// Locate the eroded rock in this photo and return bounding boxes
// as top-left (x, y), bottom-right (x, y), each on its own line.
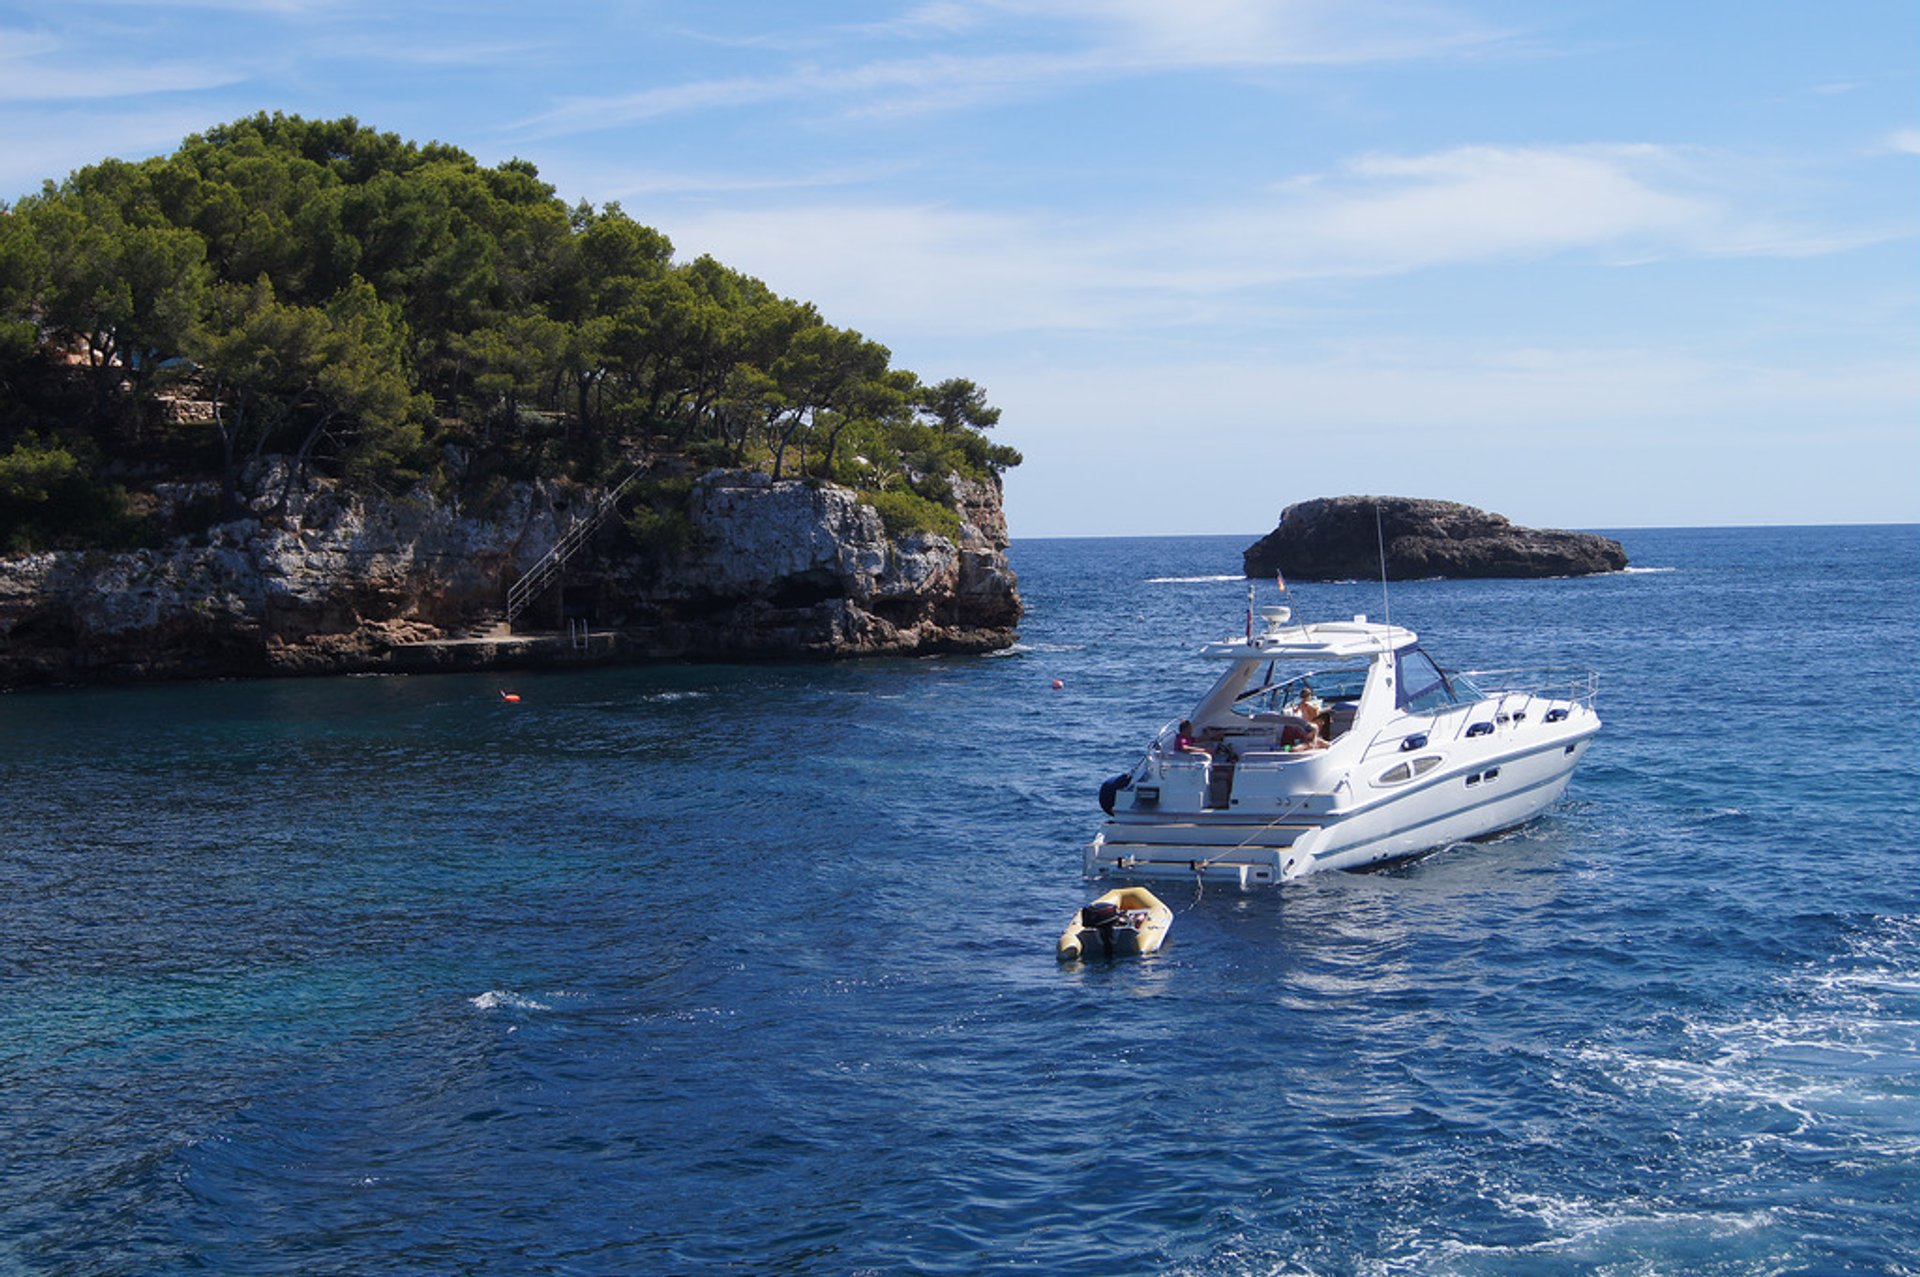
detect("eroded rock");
top-left (1243, 496), bottom-right (1627, 581)
top-left (0, 464), bottom-right (1022, 686)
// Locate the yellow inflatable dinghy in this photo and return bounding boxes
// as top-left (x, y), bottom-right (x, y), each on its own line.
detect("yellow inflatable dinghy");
top-left (1058, 886), bottom-right (1173, 961)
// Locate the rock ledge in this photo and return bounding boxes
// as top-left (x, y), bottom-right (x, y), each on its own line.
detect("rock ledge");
top-left (0, 464), bottom-right (1022, 688)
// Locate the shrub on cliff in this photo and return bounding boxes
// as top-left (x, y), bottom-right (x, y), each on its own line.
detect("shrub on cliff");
top-left (0, 433), bottom-right (148, 552)
top-left (624, 475), bottom-right (698, 558)
top-left (862, 489), bottom-right (962, 541)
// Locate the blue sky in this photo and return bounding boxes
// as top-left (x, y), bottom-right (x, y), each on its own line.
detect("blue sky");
top-left (2, 1), bottom-right (1915, 536)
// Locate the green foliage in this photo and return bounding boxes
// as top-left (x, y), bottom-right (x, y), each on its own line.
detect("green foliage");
top-left (0, 433), bottom-right (147, 551)
top-left (623, 475), bottom-right (697, 557)
top-left (0, 434), bottom-right (82, 502)
top-left (862, 489), bottom-right (962, 541)
top-left (0, 112), bottom-right (1017, 550)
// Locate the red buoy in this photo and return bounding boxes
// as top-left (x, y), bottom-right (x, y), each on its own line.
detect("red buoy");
top-left (500, 691), bottom-right (521, 703)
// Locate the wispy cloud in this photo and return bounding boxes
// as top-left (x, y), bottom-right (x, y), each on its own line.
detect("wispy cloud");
top-left (998, 0), bottom-right (1522, 66)
top-left (0, 27), bottom-right (246, 103)
top-left (86, 0), bottom-right (348, 12)
top-left (1887, 127), bottom-right (1920, 155)
top-left (544, 161), bottom-right (913, 206)
top-left (517, 0), bottom-right (1522, 137)
top-left (519, 51), bottom-right (1090, 135)
top-left (310, 35), bottom-right (562, 69)
top-left (1186, 144), bottom-right (1884, 280)
top-left (652, 143), bottom-right (1890, 340)
top-left (0, 62), bottom-right (244, 103)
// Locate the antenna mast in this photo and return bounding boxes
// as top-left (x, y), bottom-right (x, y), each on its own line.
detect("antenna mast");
top-left (1375, 504), bottom-right (1391, 630)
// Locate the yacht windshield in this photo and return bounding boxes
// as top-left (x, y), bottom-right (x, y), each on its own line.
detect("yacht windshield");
top-left (1230, 664), bottom-right (1369, 717)
top-left (1396, 647), bottom-right (1479, 712)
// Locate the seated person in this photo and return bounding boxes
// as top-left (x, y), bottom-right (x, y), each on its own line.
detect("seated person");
top-left (1289, 685), bottom-right (1331, 749)
top-left (1173, 719), bottom-right (1212, 757)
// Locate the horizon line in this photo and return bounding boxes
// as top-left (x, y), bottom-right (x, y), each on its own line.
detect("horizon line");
top-left (1008, 519), bottom-right (1920, 541)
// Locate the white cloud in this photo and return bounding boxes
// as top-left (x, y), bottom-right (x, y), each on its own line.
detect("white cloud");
top-left (1198, 146), bottom-right (1715, 280)
top-left (0, 62), bottom-right (243, 103)
top-left (517, 0), bottom-right (1518, 136)
top-left (1000, 0), bottom-right (1518, 66)
top-left (648, 144), bottom-right (1880, 341)
top-left (519, 50), bottom-right (1109, 135)
top-left (656, 202), bottom-right (1098, 335)
top-left (87, 0), bottom-right (345, 12)
top-left (546, 163), bottom-right (907, 205)
top-left (851, 3), bottom-right (987, 40)
top-left (1887, 127), bottom-right (1920, 155)
top-left (0, 29), bottom-right (245, 104)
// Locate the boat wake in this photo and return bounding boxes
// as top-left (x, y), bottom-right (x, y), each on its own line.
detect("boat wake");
top-left (470, 990), bottom-right (551, 1012)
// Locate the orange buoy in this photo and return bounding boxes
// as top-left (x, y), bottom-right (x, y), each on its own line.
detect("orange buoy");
top-left (500, 691), bottom-right (521, 703)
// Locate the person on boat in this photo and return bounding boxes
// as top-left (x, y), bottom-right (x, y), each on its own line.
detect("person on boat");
top-left (1174, 720), bottom-right (1212, 757)
top-left (1292, 685), bottom-right (1331, 749)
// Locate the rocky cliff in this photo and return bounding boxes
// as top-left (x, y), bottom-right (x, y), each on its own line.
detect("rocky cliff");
top-left (1243, 496), bottom-right (1627, 581)
top-left (0, 464), bottom-right (1022, 687)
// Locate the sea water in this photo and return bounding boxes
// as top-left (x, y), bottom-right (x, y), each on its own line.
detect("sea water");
top-left (2, 525), bottom-right (1915, 1275)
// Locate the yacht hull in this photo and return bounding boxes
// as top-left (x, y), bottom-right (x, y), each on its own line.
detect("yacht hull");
top-left (1088, 731), bottom-right (1595, 886)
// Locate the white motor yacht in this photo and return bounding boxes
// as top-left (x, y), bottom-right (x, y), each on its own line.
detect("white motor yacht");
top-left (1086, 606), bottom-right (1599, 886)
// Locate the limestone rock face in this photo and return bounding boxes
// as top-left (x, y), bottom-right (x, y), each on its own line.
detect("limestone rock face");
top-left (0, 463), bottom-right (1022, 687)
top-left (1243, 496), bottom-right (1626, 581)
top-left (612, 469), bottom-right (1023, 658)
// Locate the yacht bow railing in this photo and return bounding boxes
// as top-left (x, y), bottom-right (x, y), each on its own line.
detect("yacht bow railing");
top-left (1458, 667), bottom-right (1600, 711)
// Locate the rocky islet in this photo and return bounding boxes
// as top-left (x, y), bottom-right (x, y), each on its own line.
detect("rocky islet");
top-left (1243, 495), bottom-right (1627, 581)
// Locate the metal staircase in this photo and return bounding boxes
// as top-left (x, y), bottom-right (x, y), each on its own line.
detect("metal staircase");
top-left (503, 468), bottom-right (645, 627)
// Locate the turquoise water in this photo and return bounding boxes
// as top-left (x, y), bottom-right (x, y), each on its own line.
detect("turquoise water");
top-left (3, 526), bottom-right (1916, 1275)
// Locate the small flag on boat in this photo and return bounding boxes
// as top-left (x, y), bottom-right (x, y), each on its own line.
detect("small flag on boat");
top-left (1276, 570), bottom-right (1286, 593)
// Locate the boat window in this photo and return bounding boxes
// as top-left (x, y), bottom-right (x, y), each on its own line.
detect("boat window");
top-left (1396, 648), bottom-right (1461, 713)
top-left (1373, 757), bottom-right (1440, 787)
top-left (1230, 665), bottom-right (1370, 717)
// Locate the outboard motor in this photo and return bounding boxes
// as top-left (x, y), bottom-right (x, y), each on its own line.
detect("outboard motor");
top-left (1079, 899), bottom-right (1125, 959)
top-left (1097, 772), bottom-right (1133, 816)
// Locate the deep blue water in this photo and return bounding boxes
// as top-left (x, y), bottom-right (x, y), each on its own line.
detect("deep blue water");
top-left (3, 525), bottom-right (1916, 1276)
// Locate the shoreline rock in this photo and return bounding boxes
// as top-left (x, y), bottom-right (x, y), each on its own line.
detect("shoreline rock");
top-left (1243, 496), bottom-right (1627, 581)
top-left (0, 464), bottom-right (1022, 689)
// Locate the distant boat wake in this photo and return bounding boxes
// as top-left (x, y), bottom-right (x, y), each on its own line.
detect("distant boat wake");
top-left (1147, 574), bottom-right (1244, 584)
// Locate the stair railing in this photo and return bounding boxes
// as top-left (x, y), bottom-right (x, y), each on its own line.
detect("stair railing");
top-left (504, 468), bottom-right (645, 626)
